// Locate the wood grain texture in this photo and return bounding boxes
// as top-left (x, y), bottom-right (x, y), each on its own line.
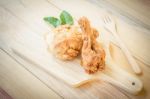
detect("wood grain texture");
top-left (0, 1), bottom-right (129, 99)
top-left (89, 0), bottom-right (150, 30)
top-left (0, 88), bottom-right (13, 99)
top-left (0, 49), bottom-right (61, 99)
top-left (0, 0), bottom-right (150, 99)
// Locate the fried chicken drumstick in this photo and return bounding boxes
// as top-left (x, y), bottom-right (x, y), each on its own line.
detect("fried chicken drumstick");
top-left (78, 17), bottom-right (105, 74)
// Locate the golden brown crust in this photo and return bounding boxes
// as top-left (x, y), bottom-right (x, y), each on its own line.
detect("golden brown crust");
top-left (78, 17), bottom-right (105, 74)
top-left (52, 25), bottom-right (83, 60)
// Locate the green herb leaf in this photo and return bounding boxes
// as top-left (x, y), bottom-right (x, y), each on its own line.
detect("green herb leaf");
top-left (60, 10), bottom-right (74, 25)
top-left (43, 17), bottom-right (61, 27)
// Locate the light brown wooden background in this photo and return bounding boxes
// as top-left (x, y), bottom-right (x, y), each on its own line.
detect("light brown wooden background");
top-left (0, 0), bottom-right (150, 99)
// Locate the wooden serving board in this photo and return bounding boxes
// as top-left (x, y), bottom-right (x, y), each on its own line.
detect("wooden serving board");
top-left (10, 32), bottom-right (142, 95)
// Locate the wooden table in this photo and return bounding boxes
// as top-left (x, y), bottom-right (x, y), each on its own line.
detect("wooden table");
top-left (0, 0), bottom-right (150, 99)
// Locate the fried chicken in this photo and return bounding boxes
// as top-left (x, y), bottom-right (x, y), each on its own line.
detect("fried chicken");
top-left (51, 25), bottom-right (83, 60)
top-left (78, 17), bottom-right (105, 74)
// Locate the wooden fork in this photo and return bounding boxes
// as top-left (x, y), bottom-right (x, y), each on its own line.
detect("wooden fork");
top-left (103, 15), bottom-right (141, 74)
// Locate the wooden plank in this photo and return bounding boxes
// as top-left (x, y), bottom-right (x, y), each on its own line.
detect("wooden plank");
top-left (0, 1), bottom-right (130, 99)
top-left (89, 0), bottom-right (150, 30)
top-left (0, 49), bottom-right (61, 99)
top-left (0, 88), bottom-right (13, 99)
top-left (0, 0), bottom-right (60, 36)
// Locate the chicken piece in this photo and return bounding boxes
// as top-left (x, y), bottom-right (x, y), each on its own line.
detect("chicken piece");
top-left (78, 17), bottom-right (105, 74)
top-left (51, 25), bottom-right (83, 60)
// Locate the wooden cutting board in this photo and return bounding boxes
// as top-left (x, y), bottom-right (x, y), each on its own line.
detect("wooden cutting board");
top-left (10, 32), bottom-right (142, 95)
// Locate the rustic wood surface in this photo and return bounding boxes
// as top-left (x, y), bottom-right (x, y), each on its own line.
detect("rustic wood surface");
top-left (0, 0), bottom-right (150, 99)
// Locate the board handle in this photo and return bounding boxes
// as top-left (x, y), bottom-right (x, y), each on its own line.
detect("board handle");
top-left (98, 61), bottom-right (143, 95)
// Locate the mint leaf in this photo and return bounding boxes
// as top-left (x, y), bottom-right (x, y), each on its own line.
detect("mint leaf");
top-left (60, 11), bottom-right (74, 25)
top-left (44, 17), bottom-right (61, 27)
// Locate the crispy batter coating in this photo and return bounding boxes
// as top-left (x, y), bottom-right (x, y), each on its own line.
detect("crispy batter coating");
top-left (78, 17), bottom-right (105, 74)
top-left (52, 25), bottom-right (83, 60)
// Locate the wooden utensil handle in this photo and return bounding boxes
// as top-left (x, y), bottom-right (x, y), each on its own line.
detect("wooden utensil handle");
top-left (99, 61), bottom-right (143, 95)
top-left (112, 32), bottom-right (141, 74)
